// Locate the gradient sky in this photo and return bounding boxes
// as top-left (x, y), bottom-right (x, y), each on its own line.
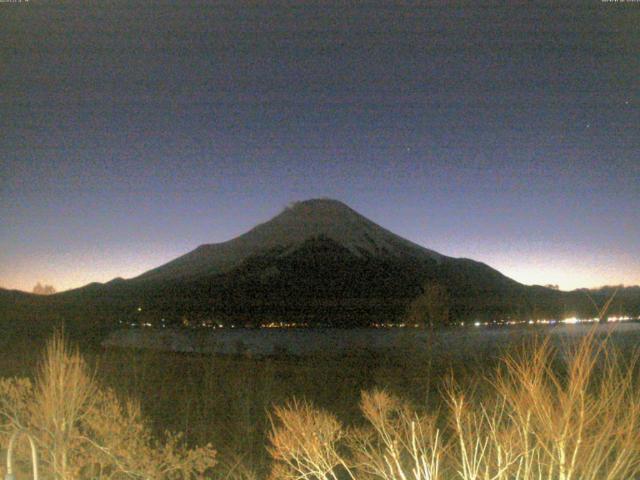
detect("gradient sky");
top-left (1, 2), bottom-right (639, 293)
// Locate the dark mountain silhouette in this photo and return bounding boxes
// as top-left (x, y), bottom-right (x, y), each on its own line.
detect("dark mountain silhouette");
top-left (134, 199), bottom-right (443, 282)
top-left (1, 199), bottom-right (639, 327)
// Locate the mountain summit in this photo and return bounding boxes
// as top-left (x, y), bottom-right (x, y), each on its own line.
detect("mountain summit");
top-left (136, 198), bottom-right (442, 282)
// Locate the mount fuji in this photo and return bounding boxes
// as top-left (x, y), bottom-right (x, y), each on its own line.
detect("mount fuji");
top-left (3, 199), bottom-right (620, 327)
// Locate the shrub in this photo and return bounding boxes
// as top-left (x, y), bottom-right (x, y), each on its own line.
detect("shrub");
top-left (0, 330), bottom-right (217, 479)
top-left (268, 331), bottom-right (640, 480)
top-left (268, 391), bottom-right (440, 480)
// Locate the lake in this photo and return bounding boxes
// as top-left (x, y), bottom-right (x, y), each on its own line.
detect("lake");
top-left (103, 321), bottom-right (640, 358)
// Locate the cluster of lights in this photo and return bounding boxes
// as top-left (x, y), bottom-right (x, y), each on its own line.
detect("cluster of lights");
top-left (471, 316), bottom-right (636, 327)
top-left (552, 315), bottom-right (634, 325)
top-left (180, 322), bottom-right (225, 329)
top-left (371, 322), bottom-right (421, 328)
top-left (119, 320), bottom-right (155, 328)
top-left (261, 321), bottom-right (309, 328)
top-left (124, 305), bottom-right (636, 330)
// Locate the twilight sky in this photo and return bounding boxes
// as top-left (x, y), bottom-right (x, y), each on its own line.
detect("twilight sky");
top-left (1, 2), bottom-right (639, 293)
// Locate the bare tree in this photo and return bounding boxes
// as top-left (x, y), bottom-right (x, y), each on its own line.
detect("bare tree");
top-left (406, 282), bottom-right (449, 328)
top-left (33, 282), bottom-right (56, 295)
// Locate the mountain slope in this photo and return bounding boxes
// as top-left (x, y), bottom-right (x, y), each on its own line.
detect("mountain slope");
top-left (135, 199), bottom-right (443, 282)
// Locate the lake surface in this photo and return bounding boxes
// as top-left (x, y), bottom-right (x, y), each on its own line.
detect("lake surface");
top-left (103, 321), bottom-right (640, 358)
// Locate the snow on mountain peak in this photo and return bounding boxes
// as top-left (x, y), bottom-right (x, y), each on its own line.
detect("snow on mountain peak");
top-left (135, 198), bottom-right (442, 281)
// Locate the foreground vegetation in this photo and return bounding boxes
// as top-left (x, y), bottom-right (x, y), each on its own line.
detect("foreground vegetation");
top-left (1, 327), bottom-right (639, 479)
top-left (0, 332), bottom-right (217, 479)
top-left (269, 333), bottom-right (640, 480)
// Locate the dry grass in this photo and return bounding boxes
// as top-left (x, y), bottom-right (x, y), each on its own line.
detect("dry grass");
top-left (1, 328), bottom-right (639, 479)
top-left (268, 331), bottom-right (640, 479)
top-left (268, 399), bottom-right (349, 480)
top-left (0, 330), bottom-right (217, 479)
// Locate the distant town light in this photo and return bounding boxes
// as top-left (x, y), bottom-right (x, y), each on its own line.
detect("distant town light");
top-left (562, 317), bottom-right (579, 324)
